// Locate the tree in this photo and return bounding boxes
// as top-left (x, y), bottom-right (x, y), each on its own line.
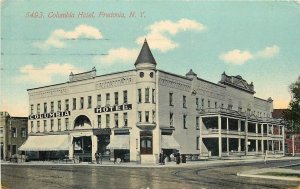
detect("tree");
top-left (284, 76), bottom-right (300, 134)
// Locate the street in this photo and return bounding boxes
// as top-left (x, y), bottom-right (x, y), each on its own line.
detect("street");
top-left (1, 159), bottom-right (300, 189)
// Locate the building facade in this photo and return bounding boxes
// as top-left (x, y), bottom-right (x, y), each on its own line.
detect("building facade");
top-left (0, 112), bottom-right (28, 160)
top-left (20, 40), bottom-right (284, 163)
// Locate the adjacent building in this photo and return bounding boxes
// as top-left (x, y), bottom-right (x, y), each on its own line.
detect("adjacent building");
top-left (19, 40), bottom-right (285, 164)
top-left (0, 111), bottom-right (28, 160)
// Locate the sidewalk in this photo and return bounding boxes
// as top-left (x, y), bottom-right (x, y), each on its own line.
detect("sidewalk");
top-left (2, 156), bottom-right (300, 168)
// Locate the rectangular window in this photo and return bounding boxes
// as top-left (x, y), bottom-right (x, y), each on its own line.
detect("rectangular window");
top-left (183, 115), bottom-right (187, 129)
top-left (12, 145), bottom-right (17, 155)
top-left (145, 111), bottom-right (150, 123)
top-left (138, 111), bottom-right (142, 122)
top-left (169, 93), bottom-right (173, 106)
top-left (106, 93), bottom-right (110, 106)
top-left (51, 101), bottom-right (54, 112)
top-left (97, 95), bottom-right (101, 107)
top-left (114, 92), bottom-right (119, 105)
top-left (145, 88), bottom-right (150, 103)
top-left (152, 89), bottom-right (155, 103)
top-left (196, 98), bottom-right (199, 110)
top-left (88, 96), bottom-right (92, 109)
top-left (170, 112), bottom-right (173, 127)
top-left (215, 102), bottom-right (217, 108)
top-left (123, 90), bottom-right (128, 104)
top-left (201, 98), bottom-right (204, 109)
top-left (21, 128), bottom-right (26, 138)
top-left (196, 136), bottom-right (200, 150)
top-left (58, 100), bottom-right (61, 111)
top-left (11, 128), bottom-right (17, 138)
top-left (98, 115), bottom-right (101, 128)
top-left (37, 103), bottom-right (40, 114)
top-left (228, 104), bottom-right (233, 110)
top-left (73, 98), bottom-right (76, 110)
top-left (114, 113), bottom-right (119, 128)
top-left (80, 97), bottom-right (84, 109)
top-left (43, 120), bottom-right (47, 132)
top-left (183, 96), bottom-right (187, 108)
top-left (31, 121), bottom-right (33, 132)
top-left (138, 89), bottom-right (142, 103)
top-left (58, 119), bottom-right (61, 131)
top-left (106, 114), bottom-right (110, 128)
top-left (50, 119), bottom-right (54, 131)
top-left (196, 116), bottom-right (199, 130)
top-left (37, 121), bottom-right (40, 132)
top-left (123, 113), bottom-right (128, 127)
top-left (44, 102), bottom-right (47, 113)
top-left (65, 118), bottom-right (69, 130)
top-left (208, 100), bottom-right (210, 108)
top-left (65, 99), bottom-right (69, 111)
top-left (30, 104), bottom-right (34, 114)
top-left (152, 110), bottom-right (156, 123)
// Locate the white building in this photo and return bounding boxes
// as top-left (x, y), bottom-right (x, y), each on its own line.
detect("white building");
top-left (19, 40), bottom-right (284, 163)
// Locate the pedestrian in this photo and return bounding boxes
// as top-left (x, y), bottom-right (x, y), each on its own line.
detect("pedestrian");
top-left (176, 152), bottom-right (181, 164)
top-left (95, 152), bottom-right (100, 164)
top-left (159, 150), bottom-right (164, 165)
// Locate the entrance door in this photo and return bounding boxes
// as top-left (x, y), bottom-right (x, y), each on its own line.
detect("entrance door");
top-left (140, 131), bottom-right (153, 154)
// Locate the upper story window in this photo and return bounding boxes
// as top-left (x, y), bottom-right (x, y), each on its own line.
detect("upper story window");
top-left (58, 119), bottom-right (61, 131)
top-left (215, 102), bottom-right (217, 109)
top-left (196, 136), bottom-right (200, 150)
top-left (11, 128), bottom-right (17, 138)
top-left (208, 100), bottom-right (210, 108)
top-left (169, 93), bottom-right (173, 106)
top-left (139, 72), bottom-right (144, 78)
top-left (152, 110), bottom-right (156, 123)
top-left (150, 72), bottom-right (154, 78)
top-left (114, 92), bottom-right (119, 105)
top-left (30, 104), bottom-right (34, 114)
top-left (51, 101), bottom-right (54, 112)
top-left (65, 99), bottom-right (69, 111)
top-left (123, 113), bottom-right (128, 127)
top-left (30, 121), bottom-right (33, 132)
top-left (43, 120), bottom-right (47, 132)
top-left (80, 97), bottom-right (84, 109)
top-left (183, 115), bottom-right (187, 129)
top-left (196, 116), bottom-right (199, 130)
top-left (88, 96), bottom-right (92, 109)
top-left (123, 90), bottom-right (128, 104)
top-left (50, 119), bottom-right (54, 131)
top-left (196, 98), bottom-right (199, 110)
top-left (145, 111), bottom-right (150, 123)
top-left (138, 111), bottom-right (142, 122)
top-left (145, 88), bottom-right (150, 103)
top-left (44, 102), bottom-right (47, 113)
top-left (152, 89), bottom-right (155, 103)
top-left (37, 121), bottom-right (40, 132)
top-left (114, 113), bottom-right (119, 128)
top-left (21, 128), bottom-right (26, 138)
top-left (73, 98), bottom-right (76, 110)
top-left (37, 103), bottom-right (40, 114)
top-left (183, 96), bottom-right (187, 108)
top-left (170, 112), bottom-right (173, 127)
top-left (97, 95), bottom-right (101, 107)
top-left (201, 98), bottom-right (204, 109)
top-left (106, 93), bottom-right (110, 106)
top-left (98, 115), bottom-right (101, 128)
top-left (138, 89), bottom-right (142, 103)
top-left (238, 107), bottom-right (242, 112)
top-left (65, 118), bottom-right (69, 131)
top-left (228, 104), bottom-right (233, 110)
top-left (58, 100), bottom-right (61, 111)
top-left (106, 114), bottom-right (110, 128)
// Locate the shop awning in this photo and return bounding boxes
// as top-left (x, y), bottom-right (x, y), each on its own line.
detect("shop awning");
top-left (107, 135), bottom-right (129, 149)
top-left (19, 135), bottom-right (69, 151)
top-left (161, 135), bottom-right (180, 149)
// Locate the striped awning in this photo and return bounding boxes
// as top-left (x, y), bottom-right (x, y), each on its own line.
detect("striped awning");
top-left (161, 135), bottom-right (180, 149)
top-left (107, 135), bottom-right (129, 149)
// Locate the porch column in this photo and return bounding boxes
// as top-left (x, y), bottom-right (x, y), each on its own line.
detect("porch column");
top-left (226, 118), bottom-right (229, 155)
top-left (92, 135), bottom-right (98, 161)
top-left (238, 119), bottom-right (241, 152)
top-left (199, 117), bottom-right (203, 154)
top-left (245, 119), bottom-right (248, 156)
top-left (218, 115), bottom-right (222, 158)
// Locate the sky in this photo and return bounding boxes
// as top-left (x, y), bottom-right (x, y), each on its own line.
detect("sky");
top-left (1, 1), bottom-right (300, 116)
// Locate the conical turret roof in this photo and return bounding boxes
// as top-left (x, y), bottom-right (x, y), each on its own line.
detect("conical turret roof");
top-left (135, 39), bottom-right (156, 66)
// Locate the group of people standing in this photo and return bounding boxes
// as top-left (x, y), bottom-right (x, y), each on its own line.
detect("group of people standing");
top-left (159, 151), bottom-right (182, 165)
top-left (95, 152), bottom-right (102, 164)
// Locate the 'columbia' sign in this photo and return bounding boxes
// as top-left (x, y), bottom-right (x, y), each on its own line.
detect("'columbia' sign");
top-left (29, 111), bottom-right (71, 120)
top-left (94, 104), bottom-right (132, 113)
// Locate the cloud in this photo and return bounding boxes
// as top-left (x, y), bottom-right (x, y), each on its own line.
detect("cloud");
top-left (34, 24), bottom-right (103, 49)
top-left (220, 45), bottom-right (280, 65)
top-left (136, 18), bottom-right (205, 53)
top-left (15, 63), bottom-right (82, 84)
top-left (94, 48), bottom-right (139, 65)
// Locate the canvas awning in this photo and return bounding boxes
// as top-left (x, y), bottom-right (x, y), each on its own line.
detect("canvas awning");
top-left (161, 135), bottom-right (180, 149)
top-left (107, 135), bottom-right (129, 149)
top-left (19, 135), bottom-right (69, 151)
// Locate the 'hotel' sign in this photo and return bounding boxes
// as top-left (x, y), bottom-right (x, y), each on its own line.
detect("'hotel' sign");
top-left (94, 104), bottom-right (132, 113)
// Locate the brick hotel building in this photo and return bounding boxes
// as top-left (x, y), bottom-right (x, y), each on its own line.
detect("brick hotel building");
top-left (19, 40), bottom-right (285, 163)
